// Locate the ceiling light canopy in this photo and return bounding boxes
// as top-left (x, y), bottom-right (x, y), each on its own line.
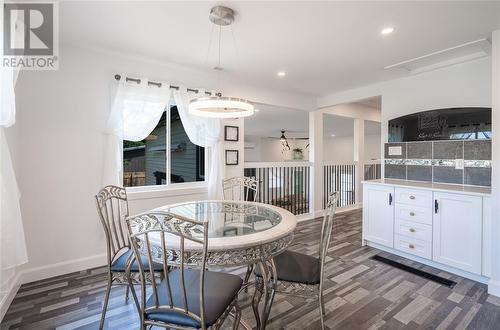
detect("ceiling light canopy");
top-left (381, 26), bottom-right (395, 35)
top-left (189, 6), bottom-right (254, 118)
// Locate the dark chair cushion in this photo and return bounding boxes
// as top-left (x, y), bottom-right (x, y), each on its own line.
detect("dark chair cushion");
top-left (145, 269), bottom-right (243, 328)
top-left (110, 249), bottom-right (163, 272)
top-left (255, 250), bottom-right (321, 285)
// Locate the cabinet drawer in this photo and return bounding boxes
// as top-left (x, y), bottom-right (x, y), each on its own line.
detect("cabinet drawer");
top-left (395, 204), bottom-right (432, 225)
top-left (394, 234), bottom-right (432, 259)
top-left (395, 188), bottom-right (432, 207)
top-left (395, 219), bottom-right (432, 242)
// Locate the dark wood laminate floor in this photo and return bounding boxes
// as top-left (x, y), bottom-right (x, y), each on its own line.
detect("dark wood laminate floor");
top-left (2, 209), bottom-right (500, 330)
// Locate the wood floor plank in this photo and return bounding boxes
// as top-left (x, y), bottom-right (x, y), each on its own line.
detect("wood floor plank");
top-left (2, 209), bottom-right (500, 330)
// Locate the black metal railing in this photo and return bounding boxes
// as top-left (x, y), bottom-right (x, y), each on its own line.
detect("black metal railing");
top-left (364, 163), bottom-right (381, 180)
top-left (323, 163), bottom-right (356, 208)
top-left (244, 163), bottom-right (310, 215)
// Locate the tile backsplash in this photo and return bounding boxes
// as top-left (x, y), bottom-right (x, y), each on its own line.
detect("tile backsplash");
top-left (384, 140), bottom-right (491, 187)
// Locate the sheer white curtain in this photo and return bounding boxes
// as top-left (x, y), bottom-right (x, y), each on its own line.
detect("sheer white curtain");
top-left (102, 77), bottom-right (172, 186)
top-left (0, 8), bottom-right (28, 274)
top-left (173, 88), bottom-right (224, 199)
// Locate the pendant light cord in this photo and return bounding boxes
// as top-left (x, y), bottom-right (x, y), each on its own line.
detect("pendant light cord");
top-left (204, 22), bottom-right (215, 66)
top-left (218, 25), bottom-right (222, 69)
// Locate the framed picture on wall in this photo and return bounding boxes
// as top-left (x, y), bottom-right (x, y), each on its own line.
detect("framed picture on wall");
top-left (224, 125), bottom-right (239, 141)
top-left (225, 150), bottom-right (239, 165)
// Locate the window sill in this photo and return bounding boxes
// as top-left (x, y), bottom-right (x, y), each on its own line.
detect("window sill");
top-left (126, 182), bottom-right (208, 201)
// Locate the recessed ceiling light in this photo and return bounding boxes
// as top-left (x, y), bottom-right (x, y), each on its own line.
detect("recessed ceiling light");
top-left (331, 134), bottom-right (336, 137)
top-left (381, 27), bottom-right (395, 35)
top-left (277, 71), bottom-right (286, 77)
top-left (254, 109), bottom-right (260, 112)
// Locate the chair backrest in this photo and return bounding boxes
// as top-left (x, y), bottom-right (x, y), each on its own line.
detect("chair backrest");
top-left (126, 211), bottom-right (209, 328)
top-left (222, 176), bottom-right (259, 202)
top-left (95, 185), bottom-right (130, 265)
top-left (319, 192), bottom-right (339, 272)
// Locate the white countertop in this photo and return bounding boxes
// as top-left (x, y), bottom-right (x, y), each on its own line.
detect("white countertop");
top-left (362, 179), bottom-right (491, 197)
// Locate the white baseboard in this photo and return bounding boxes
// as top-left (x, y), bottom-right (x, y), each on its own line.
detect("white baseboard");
top-left (0, 254), bottom-right (106, 323)
top-left (488, 279), bottom-right (500, 297)
top-left (298, 204), bottom-right (363, 222)
top-left (367, 241), bottom-right (489, 284)
top-left (311, 203), bottom-right (362, 219)
top-left (19, 253), bottom-right (106, 285)
top-left (0, 271), bottom-right (22, 322)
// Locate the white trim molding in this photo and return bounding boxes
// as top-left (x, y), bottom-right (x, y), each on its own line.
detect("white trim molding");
top-left (0, 271), bottom-right (22, 322)
top-left (18, 254), bottom-right (107, 285)
top-left (488, 279), bottom-right (500, 297)
top-left (0, 253), bottom-right (106, 322)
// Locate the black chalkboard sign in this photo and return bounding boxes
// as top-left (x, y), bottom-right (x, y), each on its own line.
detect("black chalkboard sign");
top-left (388, 108), bottom-right (491, 142)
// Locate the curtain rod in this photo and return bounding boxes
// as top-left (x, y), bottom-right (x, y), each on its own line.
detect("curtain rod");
top-left (114, 74), bottom-right (216, 96)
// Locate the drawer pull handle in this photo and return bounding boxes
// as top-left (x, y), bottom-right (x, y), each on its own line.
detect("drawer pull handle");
top-left (409, 195), bottom-right (415, 200)
top-left (409, 212), bottom-right (415, 216)
top-left (409, 228), bottom-right (416, 233)
top-left (409, 244), bottom-right (415, 249)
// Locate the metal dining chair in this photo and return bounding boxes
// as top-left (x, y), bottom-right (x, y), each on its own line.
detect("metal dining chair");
top-left (254, 191), bottom-right (339, 330)
top-left (222, 176), bottom-right (259, 202)
top-left (126, 211), bottom-right (243, 330)
top-left (222, 176), bottom-right (259, 290)
top-left (94, 185), bottom-right (163, 329)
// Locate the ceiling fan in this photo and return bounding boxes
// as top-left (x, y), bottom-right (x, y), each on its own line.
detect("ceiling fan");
top-left (266, 130), bottom-right (309, 141)
top-left (267, 130), bottom-right (309, 152)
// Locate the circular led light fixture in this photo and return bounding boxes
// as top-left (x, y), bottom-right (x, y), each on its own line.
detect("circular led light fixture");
top-left (189, 97), bottom-right (254, 118)
top-left (381, 27), bottom-right (395, 35)
top-left (277, 71), bottom-right (286, 77)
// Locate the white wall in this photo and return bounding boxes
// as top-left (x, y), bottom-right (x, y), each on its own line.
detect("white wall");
top-left (318, 57), bottom-right (491, 178)
top-left (323, 133), bottom-right (381, 163)
top-left (244, 136), bottom-right (310, 162)
top-left (12, 43), bottom-right (315, 283)
top-left (364, 133), bottom-right (382, 161)
top-left (323, 136), bottom-right (354, 163)
top-left (318, 57), bottom-right (492, 146)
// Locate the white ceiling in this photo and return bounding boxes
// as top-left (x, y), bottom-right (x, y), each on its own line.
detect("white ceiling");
top-left (60, 1), bottom-right (500, 97)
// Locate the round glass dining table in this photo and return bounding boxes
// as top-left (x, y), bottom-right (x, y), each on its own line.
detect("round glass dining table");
top-left (153, 200), bottom-right (298, 330)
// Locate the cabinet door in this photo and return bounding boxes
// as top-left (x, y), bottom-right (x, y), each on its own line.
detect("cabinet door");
top-left (432, 192), bottom-right (482, 274)
top-left (363, 185), bottom-right (395, 248)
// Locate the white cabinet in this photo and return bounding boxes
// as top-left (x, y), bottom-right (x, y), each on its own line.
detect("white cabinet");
top-left (483, 197), bottom-right (492, 277)
top-left (393, 188), bottom-right (433, 259)
top-left (362, 181), bottom-right (490, 281)
top-left (432, 192), bottom-right (482, 274)
top-left (363, 184), bottom-right (394, 248)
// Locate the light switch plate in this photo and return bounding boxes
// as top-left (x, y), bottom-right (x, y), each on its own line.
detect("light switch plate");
top-left (388, 146), bottom-right (402, 156)
top-left (455, 159), bottom-right (464, 170)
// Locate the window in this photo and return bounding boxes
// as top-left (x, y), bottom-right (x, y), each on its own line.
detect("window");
top-left (123, 104), bottom-right (206, 187)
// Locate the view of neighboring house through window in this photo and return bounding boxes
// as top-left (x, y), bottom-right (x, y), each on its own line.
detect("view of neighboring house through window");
top-left (123, 105), bottom-right (205, 187)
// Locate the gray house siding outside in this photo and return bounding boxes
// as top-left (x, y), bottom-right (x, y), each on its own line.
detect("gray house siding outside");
top-left (170, 118), bottom-right (200, 183)
top-left (143, 108), bottom-right (204, 186)
top-left (144, 121), bottom-right (167, 186)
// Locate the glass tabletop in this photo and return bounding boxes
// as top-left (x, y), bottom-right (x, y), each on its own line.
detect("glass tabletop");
top-left (164, 201), bottom-right (282, 239)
